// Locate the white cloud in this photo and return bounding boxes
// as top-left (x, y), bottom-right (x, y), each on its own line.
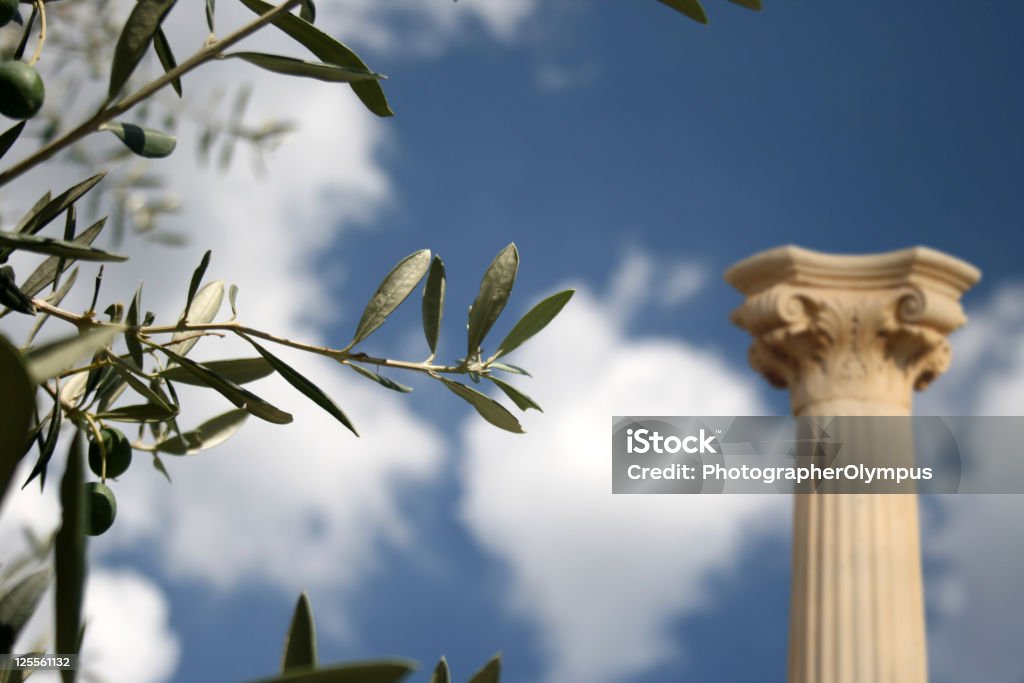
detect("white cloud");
top-left (458, 272), bottom-right (785, 683)
top-left (915, 282), bottom-right (1024, 682)
top-left (604, 249), bottom-right (709, 321)
top-left (16, 567), bottom-right (180, 683)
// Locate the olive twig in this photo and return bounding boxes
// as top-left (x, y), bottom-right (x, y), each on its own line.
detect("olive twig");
top-left (28, 0), bottom-right (45, 67)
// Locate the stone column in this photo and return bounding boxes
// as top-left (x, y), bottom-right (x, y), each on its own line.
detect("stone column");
top-left (724, 245), bottom-right (980, 683)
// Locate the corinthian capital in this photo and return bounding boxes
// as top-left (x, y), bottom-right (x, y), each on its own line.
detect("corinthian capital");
top-left (725, 246), bottom-right (980, 415)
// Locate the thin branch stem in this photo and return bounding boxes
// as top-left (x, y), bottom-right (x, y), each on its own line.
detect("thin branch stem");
top-left (31, 299), bottom-right (471, 377)
top-left (28, 0), bottom-right (46, 67)
top-left (0, 0), bottom-right (303, 187)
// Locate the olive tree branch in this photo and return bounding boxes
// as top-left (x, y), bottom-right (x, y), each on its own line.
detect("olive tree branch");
top-left (31, 299), bottom-right (474, 377)
top-left (0, 0), bottom-right (303, 187)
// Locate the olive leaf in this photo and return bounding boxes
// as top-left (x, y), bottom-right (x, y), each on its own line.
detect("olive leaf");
top-left (281, 592), bottom-right (317, 672)
top-left (0, 121), bottom-right (26, 160)
top-left (299, 0), bottom-right (315, 22)
top-left (347, 250), bottom-right (431, 349)
top-left (182, 250), bottom-right (212, 321)
top-left (20, 218), bottom-right (106, 298)
top-left (0, 335), bottom-right (34, 505)
top-left (486, 376), bottom-right (542, 413)
top-left (236, 0), bottom-right (393, 117)
top-left (0, 569), bottom-right (52, 653)
top-left (493, 290), bottom-right (574, 359)
top-left (439, 377), bottom-right (523, 434)
top-left (467, 655), bottom-right (502, 683)
top-left (244, 660), bottom-right (417, 683)
top-left (125, 283), bottom-right (145, 368)
top-left (55, 432), bottom-right (88, 683)
top-left (344, 362), bottom-right (412, 393)
top-left (244, 337), bottom-right (357, 436)
top-left (0, 231), bottom-right (127, 263)
top-left (155, 409), bottom-right (248, 455)
top-left (95, 403), bottom-right (179, 424)
top-left (22, 390), bottom-right (62, 491)
top-left (156, 346), bottom-right (292, 425)
top-left (108, 0), bottom-right (178, 101)
top-left (429, 658), bottom-right (450, 683)
top-left (223, 53), bottom-right (383, 83)
top-left (13, 173), bottom-right (105, 241)
top-left (168, 279), bottom-right (223, 356)
top-left (727, 0), bottom-right (762, 10)
top-left (153, 27), bottom-right (182, 96)
top-left (421, 256), bottom-right (445, 357)
top-left (658, 0), bottom-right (708, 23)
top-left (467, 244), bottom-right (518, 357)
top-left (159, 357), bottom-right (273, 386)
top-left (26, 327), bottom-right (121, 383)
top-left (100, 122), bottom-right (177, 159)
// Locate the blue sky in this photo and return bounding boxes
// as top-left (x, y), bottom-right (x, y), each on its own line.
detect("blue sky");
top-left (3, 1), bottom-right (1024, 682)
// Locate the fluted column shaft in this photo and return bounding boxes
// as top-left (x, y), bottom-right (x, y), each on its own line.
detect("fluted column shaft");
top-left (725, 246), bottom-right (980, 683)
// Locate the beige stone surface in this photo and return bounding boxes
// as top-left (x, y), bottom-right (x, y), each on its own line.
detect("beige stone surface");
top-left (725, 245), bottom-right (980, 683)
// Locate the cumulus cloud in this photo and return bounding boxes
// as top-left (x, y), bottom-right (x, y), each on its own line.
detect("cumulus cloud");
top-left (915, 282), bottom-right (1024, 682)
top-left (458, 262), bottom-right (785, 683)
top-left (16, 567), bottom-right (180, 683)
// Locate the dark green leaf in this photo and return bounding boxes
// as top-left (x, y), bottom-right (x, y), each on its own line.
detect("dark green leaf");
top-left (658, 0), bottom-right (708, 23)
top-left (726, 0), bottom-right (762, 9)
top-left (299, 0), bottom-right (315, 22)
top-left (108, 0), bottom-right (178, 100)
top-left (205, 0), bottom-right (215, 32)
top-left (13, 4), bottom-right (35, 61)
top-left (0, 121), bottom-right (26, 160)
top-left (224, 52), bottom-right (383, 83)
top-left (244, 660), bottom-right (417, 683)
top-left (236, 0), bottom-right (393, 117)
top-left (0, 265), bottom-right (34, 314)
top-left (467, 244), bottom-right (518, 357)
top-left (20, 218), bottom-right (106, 298)
top-left (487, 376), bottom-right (542, 413)
top-left (281, 592), bottom-right (317, 672)
top-left (467, 655), bottom-right (501, 683)
top-left (26, 327), bottom-right (121, 383)
top-left (158, 357), bottom-right (273, 386)
top-left (183, 250), bottom-right (211, 321)
top-left (22, 390), bottom-right (62, 491)
top-left (107, 357), bottom-right (172, 409)
top-left (0, 231), bottom-right (127, 262)
top-left (100, 121), bottom-right (177, 159)
top-left (153, 27), bottom-right (182, 96)
top-left (125, 284), bottom-right (144, 368)
top-left (55, 431), bottom-right (87, 683)
top-left (440, 378), bottom-right (523, 434)
top-left (348, 250), bottom-right (430, 348)
top-left (95, 403), bottom-right (179, 423)
top-left (0, 335), bottom-right (34, 506)
top-left (245, 337), bottom-right (357, 435)
top-left (493, 290), bottom-right (574, 359)
top-left (344, 362), bottom-right (412, 393)
top-left (0, 569), bottom-right (52, 653)
top-left (421, 256), bottom-right (445, 357)
top-left (156, 346), bottom-right (292, 424)
top-left (155, 408), bottom-right (248, 455)
top-left (429, 658), bottom-right (450, 683)
top-left (8, 173), bottom-right (105, 250)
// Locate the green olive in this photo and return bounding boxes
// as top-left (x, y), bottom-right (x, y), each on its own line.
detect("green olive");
top-left (0, 0), bottom-right (18, 28)
top-left (0, 61), bottom-right (45, 120)
top-left (85, 482), bottom-right (117, 536)
top-left (88, 427), bottom-right (133, 479)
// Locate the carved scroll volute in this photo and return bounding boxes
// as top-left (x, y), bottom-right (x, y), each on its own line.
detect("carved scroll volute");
top-left (725, 246), bottom-right (981, 415)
